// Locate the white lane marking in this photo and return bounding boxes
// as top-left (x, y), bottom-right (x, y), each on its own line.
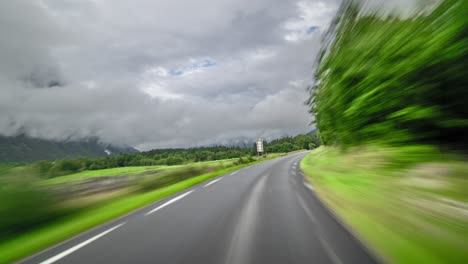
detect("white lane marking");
top-left (145, 190), bottom-right (194, 215)
top-left (295, 193), bottom-right (343, 264)
top-left (225, 174), bottom-right (268, 264)
top-left (292, 170), bottom-right (297, 176)
top-left (320, 238), bottom-right (344, 264)
top-left (204, 178), bottom-right (222, 187)
top-left (230, 171), bottom-right (238, 175)
top-left (40, 223), bottom-right (126, 264)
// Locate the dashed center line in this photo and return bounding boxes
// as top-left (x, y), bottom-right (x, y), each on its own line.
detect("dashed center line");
top-left (204, 178), bottom-right (222, 187)
top-left (145, 190), bottom-right (194, 215)
top-left (40, 222), bottom-right (126, 264)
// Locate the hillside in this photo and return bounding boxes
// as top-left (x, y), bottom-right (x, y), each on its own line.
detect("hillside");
top-left (0, 135), bottom-right (138, 162)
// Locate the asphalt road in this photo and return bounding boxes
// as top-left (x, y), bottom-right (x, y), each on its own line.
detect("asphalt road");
top-left (22, 152), bottom-right (378, 264)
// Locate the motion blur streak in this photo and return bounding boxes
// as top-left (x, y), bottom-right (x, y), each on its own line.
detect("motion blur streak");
top-left (304, 0), bottom-right (468, 263)
top-left (0, 0), bottom-right (466, 264)
top-left (309, 0), bottom-right (467, 149)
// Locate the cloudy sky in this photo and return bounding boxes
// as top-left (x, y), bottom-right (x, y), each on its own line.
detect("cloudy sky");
top-left (0, 0), bottom-right (341, 150)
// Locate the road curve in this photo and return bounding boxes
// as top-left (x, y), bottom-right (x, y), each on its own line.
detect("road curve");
top-left (22, 152), bottom-right (378, 264)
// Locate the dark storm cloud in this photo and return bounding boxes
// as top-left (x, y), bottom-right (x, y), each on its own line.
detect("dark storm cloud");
top-left (0, 0), bottom-right (340, 150)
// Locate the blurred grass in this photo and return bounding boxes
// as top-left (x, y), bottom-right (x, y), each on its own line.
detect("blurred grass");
top-left (301, 146), bottom-right (468, 264)
top-left (0, 163), bottom-right (22, 176)
top-left (39, 165), bottom-right (170, 185)
top-left (0, 155), bottom-right (281, 263)
top-left (38, 159), bottom-right (241, 185)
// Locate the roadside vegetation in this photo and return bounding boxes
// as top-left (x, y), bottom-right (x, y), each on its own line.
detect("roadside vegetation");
top-left (0, 134), bottom-right (309, 263)
top-left (303, 0), bottom-right (467, 263)
top-left (310, 0), bottom-right (466, 148)
top-left (39, 165), bottom-right (170, 185)
top-left (302, 146), bottom-right (467, 264)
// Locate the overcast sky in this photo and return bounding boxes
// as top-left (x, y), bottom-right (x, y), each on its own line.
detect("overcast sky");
top-left (0, 0), bottom-right (342, 150)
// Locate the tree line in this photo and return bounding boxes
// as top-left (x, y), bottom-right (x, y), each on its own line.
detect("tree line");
top-left (33, 133), bottom-right (320, 178)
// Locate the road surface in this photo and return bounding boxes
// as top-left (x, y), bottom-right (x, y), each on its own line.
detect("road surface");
top-left (22, 152), bottom-right (377, 264)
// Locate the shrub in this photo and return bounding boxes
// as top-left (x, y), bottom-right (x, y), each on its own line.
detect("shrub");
top-left (0, 182), bottom-right (56, 238)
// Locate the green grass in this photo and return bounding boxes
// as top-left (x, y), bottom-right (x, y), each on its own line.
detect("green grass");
top-left (40, 165), bottom-right (169, 185)
top-left (301, 146), bottom-right (468, 264)
top-left (0, 157), bottom-right (275, 263)
top-left (40, 159), bottom-right (241, 185)
top-left (0, 163), bottom-right (22, 176)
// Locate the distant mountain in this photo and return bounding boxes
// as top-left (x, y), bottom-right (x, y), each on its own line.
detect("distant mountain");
top-left (0, 135), bottom-right (138, 163)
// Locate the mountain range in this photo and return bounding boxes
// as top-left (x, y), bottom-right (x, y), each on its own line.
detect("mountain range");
top-left (0, 135), bottom-right (138, 163)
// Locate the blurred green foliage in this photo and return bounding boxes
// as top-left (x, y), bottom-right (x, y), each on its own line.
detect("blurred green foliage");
top-left (264, 134), bottom-right (320, 153)
top-left (0, 181), bottom-right (60, 238)
top-left (310, 0), bottom-right (467, 149)
top-left (138, 166), bottom-right (219, 191)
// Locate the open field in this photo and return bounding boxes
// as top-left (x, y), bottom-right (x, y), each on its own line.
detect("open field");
top-left (39, 165), bottom-right (169, 185)
top-left (301, 146), bottom-right (468, 264)
top-left (39, 159), bottom-right (244, 185)
top-left (0, 163), bottom-right (19, 175)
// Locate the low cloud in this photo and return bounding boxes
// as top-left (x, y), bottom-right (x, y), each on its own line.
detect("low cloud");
top-left (0, 0), bottom-right (340, 150)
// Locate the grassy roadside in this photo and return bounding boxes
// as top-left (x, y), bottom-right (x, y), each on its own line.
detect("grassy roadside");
top-left (39, 165), bottom-right (170, 185)
top-left (0, 156), bottom-right (280, 263)
top-left (301, 146), bottom-right (468, 264)
top-left (37, 159), bottom-right (241, 185)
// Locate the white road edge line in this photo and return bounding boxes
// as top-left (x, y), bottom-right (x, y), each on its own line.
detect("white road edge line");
top-left (295, 193), bottom-right (318, 224)
top-left (145, 190), bottom-right (194, 216)
top-left (304, 181), bottom-right (314, 191)
top-left (320, 238), bottom-right (344, 264)
top-left (295, 194), bottom-right (342, 264)
top-left (230, 171), bottom-right (238, 175)
top-left (40, 222), bottom-right (126, 264)
top-left (204, 178), bottom-right (222, 187)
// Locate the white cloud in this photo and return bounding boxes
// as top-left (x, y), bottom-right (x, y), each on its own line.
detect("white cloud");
top-left (283, 1), bottom-right (338, 42)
